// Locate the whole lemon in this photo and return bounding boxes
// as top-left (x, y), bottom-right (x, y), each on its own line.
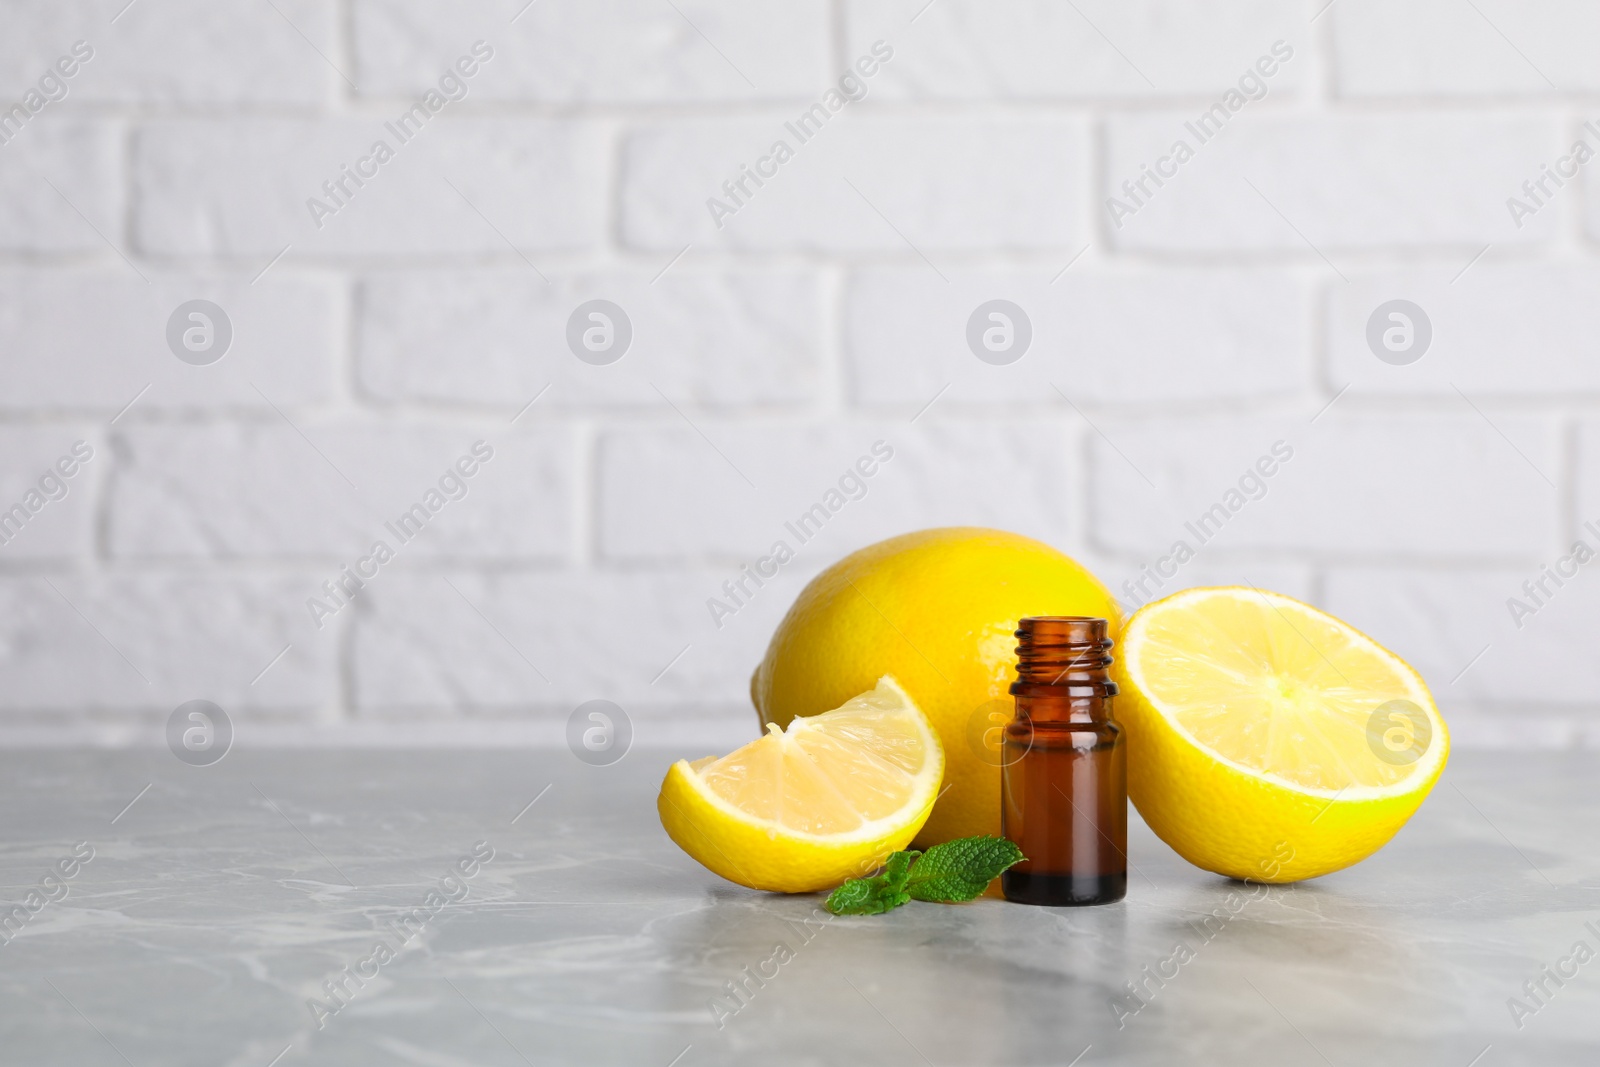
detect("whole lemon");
top-left (750, 527), bottom-right (1120, 847)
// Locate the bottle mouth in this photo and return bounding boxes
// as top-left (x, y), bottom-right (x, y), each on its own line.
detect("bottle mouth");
top-left (1017, 615), bottom-right (1109, 640)
top-left (1013, 616), bottom-right (1116, 690)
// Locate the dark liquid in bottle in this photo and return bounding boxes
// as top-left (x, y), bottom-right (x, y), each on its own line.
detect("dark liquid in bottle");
top-left (1000, 617), bottom-right (1127, 907)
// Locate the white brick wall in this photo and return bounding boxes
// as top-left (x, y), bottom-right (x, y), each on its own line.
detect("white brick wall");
top-left (845, 267), bottom-right (1310, 407)
top-left (1, 0), bottom-right (1597, 750)
top-left (845, 0), bottom-right (1309, 100)
top-left (596, 422), bottom-right (1074, 560)
top-left (1326, 267), bottom-right (1600, 395)
top-left (0, 1), bottom-right (333, 104)
top-left (108, 423), bottom-right (571, 560)
top-left (0, 120), bottom-right (119, 252)
top-left (1092, 414), bottom-right (1558, 556)
top-left (135, 119), bottom-right (607, 256)
top-left (352, 0), bottom-right (832, 103)
top-left (358, 268), bottom-right (822, 409)
top-left (622, 116), bottom-right (1089, 251)
top-left (0, 271), bottom-right (340, 410)
top-left (1330, 0), bottom-right (1600, 97)
top-left (1105, 114), bottom-right (1561, 250)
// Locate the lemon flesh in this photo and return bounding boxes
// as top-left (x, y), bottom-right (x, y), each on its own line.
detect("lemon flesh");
top-left (1115, 586), bottom-right (1449, 882)
top-left (751, 527), bottom-right (1118, 847)
top-left (659, 676), bottom-right (944, 893)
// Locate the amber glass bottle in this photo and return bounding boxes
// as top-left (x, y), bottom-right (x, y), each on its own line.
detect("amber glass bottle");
top-left (1000, 616), bottom-right (1127, 906)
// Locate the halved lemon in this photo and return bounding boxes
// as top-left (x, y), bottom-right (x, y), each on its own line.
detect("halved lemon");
top-left (1114, 586), bottom-right (1449, 882)
top-left (658, 676), bottom-right (944, 893)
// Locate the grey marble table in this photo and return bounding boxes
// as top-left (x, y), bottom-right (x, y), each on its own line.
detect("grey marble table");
top-left (0, 748), bottom-right (1595, 1066)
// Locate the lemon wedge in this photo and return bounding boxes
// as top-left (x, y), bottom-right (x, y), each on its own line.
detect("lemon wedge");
top-left (1114, 586), bottom-right (1448, 882)
top-left (658, 676), bottom-right (944, 893)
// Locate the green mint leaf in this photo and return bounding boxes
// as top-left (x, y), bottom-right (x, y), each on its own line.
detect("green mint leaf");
top-left (824, 849), bottom-right (920, 915)
top-left (879, 848), bottom-right (919, 889)
top-left (905, 836), bottom-right (1025, 903)
top-left (825, 877), bottom-right (897, 914)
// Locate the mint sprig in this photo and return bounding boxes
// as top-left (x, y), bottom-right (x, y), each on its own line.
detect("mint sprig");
top-left (825, 836), bottom-right (1024, 915)
top-left (826, 848), bottom-right (918, 915)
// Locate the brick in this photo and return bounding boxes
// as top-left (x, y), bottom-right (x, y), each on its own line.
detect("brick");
top-left (621, 117), bottom-right (1087, 251)
top-left (0, 428), bottom-right (99, 561)
top-left (597, 422), bottom-right (1074, 561)
top-left (1325, 566), bottom-right (1600, 718)
top-left (0, 119), bottom-right (118, 253)
top-left (0, 270), bottom-right (337, 412)
top-left (359, 268), bottom-right (821, 409)
top-left (135, 119), bottom-right (605, 257)
top-left (0, 0), bottom-right (330, 104)
top-left (109, 424), bottom-right (572, 561)
top-left (352, 0), bottom-right (829, 103)
top-left (1090, 415), bottom-right (1558, 557)
top-left (1577, 155), bottom-right (1600, 246)
top-left (1329, 267), bottom-right (1600, 396)
top-left (846, 266), bottom-right (1309, 408)
top-left (1331, 0), bottom-right (1600, 97)
top-left (0, 574), bottom-right (336, 714)
top-left (1105, 114), bottom-right (1561, 251)
top-left (1571, 421), bottom-right (1600, 530)
top-left (353, 568), bottom-right (811, 716)
top-left (1104, 559), bottom-right (1313, 617)
top-left (846, 0), bottom-right (1307, 100)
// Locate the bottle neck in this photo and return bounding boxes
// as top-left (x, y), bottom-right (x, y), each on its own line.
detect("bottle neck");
top-left (1010, 616), bottom-right (1117, 723)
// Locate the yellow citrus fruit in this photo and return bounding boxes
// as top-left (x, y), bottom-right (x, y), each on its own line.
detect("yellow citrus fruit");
top-left (1113, 586), bottom-right (1449, 882)
top-left (750, 527), bottom-right (1119, 847)
top-left (658, 676), bottom-right (943, 893)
